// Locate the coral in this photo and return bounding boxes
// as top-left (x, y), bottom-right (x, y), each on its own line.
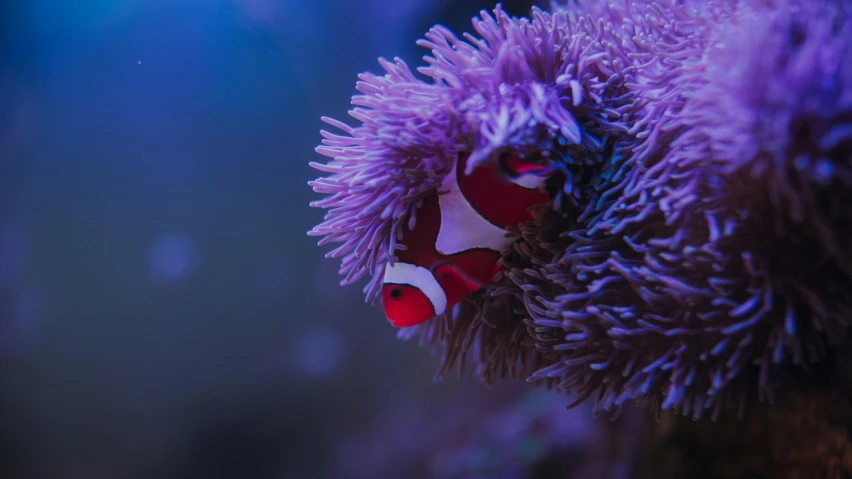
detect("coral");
top-left (640, 357), bottom-right (852, 479)
top-left (310, 0), bottom-right (852, 420)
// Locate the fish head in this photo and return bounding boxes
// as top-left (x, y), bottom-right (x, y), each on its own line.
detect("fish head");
top-left (381, 255), bottom-right (500, 328)
top-left (380, 151), bottom-right (555, 328)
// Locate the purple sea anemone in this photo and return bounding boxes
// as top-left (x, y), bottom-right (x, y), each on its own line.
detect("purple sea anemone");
top-left (309, 0), bottom-right (852, 421)
top-left (572, 0), bottom-right (852, 416)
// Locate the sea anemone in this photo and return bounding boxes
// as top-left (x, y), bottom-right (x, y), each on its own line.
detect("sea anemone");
top-left (309, 0), bottom-right (852, 420)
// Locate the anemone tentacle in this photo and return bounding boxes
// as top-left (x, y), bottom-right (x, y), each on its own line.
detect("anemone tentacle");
top-left (310, 0), bottom-right (852, 419)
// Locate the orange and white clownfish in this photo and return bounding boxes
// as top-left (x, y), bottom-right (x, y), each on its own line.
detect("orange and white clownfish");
top-left (381, 152), bottom-right (554, 327)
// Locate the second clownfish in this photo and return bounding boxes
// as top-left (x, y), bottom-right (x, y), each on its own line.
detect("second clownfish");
top-left (381, 152), bottom-right (554, 327)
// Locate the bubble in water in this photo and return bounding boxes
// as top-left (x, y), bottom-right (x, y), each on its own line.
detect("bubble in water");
top-left (147, 234), bottom-right (198, 283)
top-left (293, 326), bottom-right (346, 378)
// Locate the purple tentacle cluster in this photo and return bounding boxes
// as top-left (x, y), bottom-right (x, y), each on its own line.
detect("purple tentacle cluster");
top-left (310, 0), bottom-right (852, 419)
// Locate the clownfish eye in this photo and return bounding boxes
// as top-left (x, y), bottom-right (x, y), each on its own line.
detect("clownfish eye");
top-left (381, 283), bottom-right (438, 328)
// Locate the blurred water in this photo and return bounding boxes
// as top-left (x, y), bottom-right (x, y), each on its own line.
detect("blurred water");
top-left (147, 233), bottom-right (199, 284)
top-left (292, 326), bottom-right (346, 378)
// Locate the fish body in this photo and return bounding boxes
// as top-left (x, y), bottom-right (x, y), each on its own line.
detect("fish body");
top-left (381, 152), bottom-right (552, 327)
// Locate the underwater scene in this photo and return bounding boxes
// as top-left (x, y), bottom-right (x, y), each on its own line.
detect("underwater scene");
top-left (2, 0), bottom-right (851, 478)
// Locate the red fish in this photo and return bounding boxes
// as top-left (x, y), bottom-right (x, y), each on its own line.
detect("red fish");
top-left (381, 152), bottom-right (553, 327)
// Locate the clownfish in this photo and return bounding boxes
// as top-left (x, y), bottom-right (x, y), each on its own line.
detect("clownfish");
top-left (381, 152), bottom-right (554, 327)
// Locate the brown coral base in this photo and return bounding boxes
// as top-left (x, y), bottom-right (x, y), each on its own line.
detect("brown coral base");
top-left (635, 359), bottom-right (852, 479)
